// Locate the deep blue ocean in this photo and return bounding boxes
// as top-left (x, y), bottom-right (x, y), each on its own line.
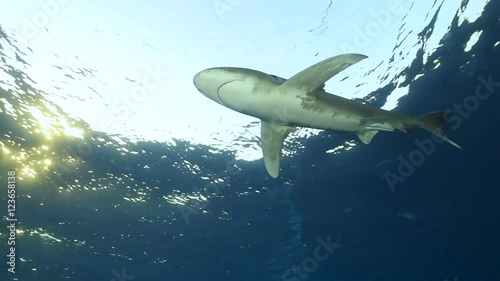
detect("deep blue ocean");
top-left (0, 1), bottom-right (499, 281)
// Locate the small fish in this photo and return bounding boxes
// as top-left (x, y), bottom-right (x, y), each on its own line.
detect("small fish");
top-left (375, 159), bottom-right (392, 168)
top-left (398, 212), bottom-right (418, 220)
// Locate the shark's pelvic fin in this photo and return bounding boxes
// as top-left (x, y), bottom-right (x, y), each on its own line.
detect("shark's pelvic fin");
top-left (279, 53), bottom-right (368, 95)
top-left (356, 130), bottom-right (379, 144)
top-left (260, 121), bottom-right (296, 178)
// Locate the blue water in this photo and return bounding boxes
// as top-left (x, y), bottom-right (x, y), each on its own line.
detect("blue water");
top-left (0, 1), bottom-right (499, 281)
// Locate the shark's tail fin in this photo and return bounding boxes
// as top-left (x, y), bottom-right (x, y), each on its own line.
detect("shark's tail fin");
top-left (415, 111), bottom-right (462, 149)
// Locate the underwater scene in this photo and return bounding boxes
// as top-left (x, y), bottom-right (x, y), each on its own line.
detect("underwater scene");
top-left (0, 1), bottom-right (499, 280)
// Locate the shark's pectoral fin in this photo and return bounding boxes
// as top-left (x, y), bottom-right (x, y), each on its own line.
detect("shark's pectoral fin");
top-left (279, 53), bottom-right (368, 96)
top-left (356, 130), bottom-right (379, 144)
top-left (260, 121), bottom-right (296, 178)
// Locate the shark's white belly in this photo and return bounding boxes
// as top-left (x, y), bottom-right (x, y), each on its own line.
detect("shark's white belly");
top-left (218, 87), bottom-right (363, 132)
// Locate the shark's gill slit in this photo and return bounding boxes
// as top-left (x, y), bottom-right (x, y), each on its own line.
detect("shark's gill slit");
top-left (217, 80), bottom-right (238, 107)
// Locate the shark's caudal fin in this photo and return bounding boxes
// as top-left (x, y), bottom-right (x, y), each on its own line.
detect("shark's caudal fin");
top-left (415, 111), bottom-right (462, 149)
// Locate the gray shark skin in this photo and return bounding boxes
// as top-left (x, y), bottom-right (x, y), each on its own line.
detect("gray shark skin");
top-left (193, 53), bottom-right (461, 178)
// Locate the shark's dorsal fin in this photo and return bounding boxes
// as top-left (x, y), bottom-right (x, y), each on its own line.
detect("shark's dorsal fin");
top-left (279, 53), bottom-right (368, 96)
top-left (260, 121), bottom-right (296, 178)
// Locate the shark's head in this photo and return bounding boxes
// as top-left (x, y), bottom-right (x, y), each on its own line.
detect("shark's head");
top-left (193, 67), bottom-right (285, 107)
top-left (193, 67), bottom-right (242, 105)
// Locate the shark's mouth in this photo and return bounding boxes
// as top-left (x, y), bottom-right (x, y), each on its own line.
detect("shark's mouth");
top-left (216, 79), bottom-right (239, 107)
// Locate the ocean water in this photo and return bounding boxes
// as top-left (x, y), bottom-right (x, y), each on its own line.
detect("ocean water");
top-left (0, 1), bottom-right (499, 281)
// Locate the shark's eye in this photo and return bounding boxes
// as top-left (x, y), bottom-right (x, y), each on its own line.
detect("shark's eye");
top-left (270, 75), bottom-right (285, 84)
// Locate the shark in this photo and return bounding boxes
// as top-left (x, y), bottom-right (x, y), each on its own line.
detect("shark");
top-left (193, 53), bottom-right (461, 178)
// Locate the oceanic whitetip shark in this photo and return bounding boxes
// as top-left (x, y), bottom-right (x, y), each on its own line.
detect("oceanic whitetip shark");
top-left (193, 53), bottom-right (461, 178)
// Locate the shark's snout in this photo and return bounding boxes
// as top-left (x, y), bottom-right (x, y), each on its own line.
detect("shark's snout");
top-left (193, 70), bottom-right (212, 99)
top-left (193, 68), bottom-right (241, 103)
top-left (193, 69), bottom-right (231, 105)
top-left (192, 71), bottom-right (204, 90)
